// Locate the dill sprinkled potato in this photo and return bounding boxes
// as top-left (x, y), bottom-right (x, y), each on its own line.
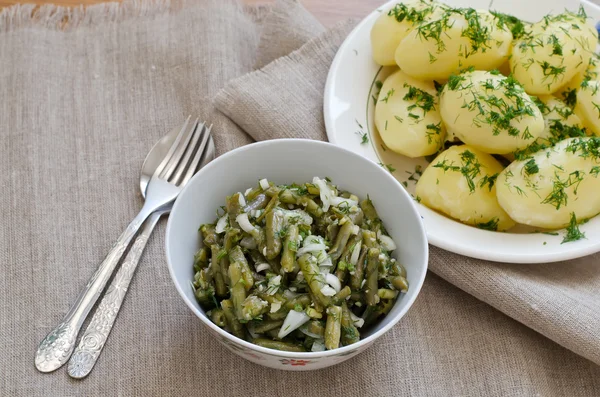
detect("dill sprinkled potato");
top-left (440, 70), bottom-right (544, 154)
top-left (395, 8), bottom-right (512, 81)
top-left (496, 137), bottom-right (600, 229)
top-left (370, 0), bottom-right (447, 66)
top-left (573, 80), bottom-right (600, 136)
top-left (375, 69), bottom-right (445, 157)
top-left (512, 95), bottom-right (586, 159)
top-left (509, 10), bottom-right (597, 95)
top-left (416, 145), bottom-right (515, 231)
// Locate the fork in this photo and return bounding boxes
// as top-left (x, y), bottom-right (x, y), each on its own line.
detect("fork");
top-left (35, 118), bottom-right (211, 373)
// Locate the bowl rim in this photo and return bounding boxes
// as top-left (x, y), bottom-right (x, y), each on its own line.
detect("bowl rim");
top-left (165, 138), bottom-right (429, 358)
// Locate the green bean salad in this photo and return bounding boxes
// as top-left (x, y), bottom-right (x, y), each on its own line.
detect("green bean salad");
top-left (192, 177), bottom-right (408, 352)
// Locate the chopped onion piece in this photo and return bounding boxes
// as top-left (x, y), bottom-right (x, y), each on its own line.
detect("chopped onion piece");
top-left (313, 177), bottom-right (333, 212)
top-left (236, 213), bottom-right (256, 234)
top-left (259, 178), bottom-right (270, 190)
top-left (266, 275), bottom-right (282, 295)
top-left (296, 271), bottom-right (305, 282)
top-left (237, 193), bottom-right (246, 207)
top-left (278, 310), bottom-right (310, 339)
top-left (279, 209), bottom-right (313, 226)
top-left (270, 300), bottom-right (282, 313)
top-left (303, 235), bottom-right (326, 247)
top-left (350, 243), bottom-right (361, 266)
top-left (379, 235), bottom-right (397, 251)
top-left (360, 279), bottom-right (366, 288)
top-left (319, 266), bottom-right (331, 274)
top-left (244, 187), bottom-right (253, 196)
top-left (283, 289), bottom-right (300, 299)
top-left (296, 243), bottom-right (327, 257)
top-left (255, 263), bottom-right (271, 273)
top-left (351, 225), bottom-right (360, 235)
top-left (319, 256), bottom-right (333, 267)
top-left (311, 340), bottom-right (326, 352)
top-left (349, 311), bottom-right (365, 328)
top-left (215, 214), bottom-right (228, 234)
top-left (330, 196), bottom-right (358, 207)
top-left (240, 236), bottom-right (257, 249)
top-left (325, 273), bottom-right (341, 292)
top-left (320, 285), bottom-right (337, 296)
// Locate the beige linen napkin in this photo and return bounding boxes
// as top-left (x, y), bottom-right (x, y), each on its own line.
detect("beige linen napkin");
top-left (1, 0), bottom-right (600, 396)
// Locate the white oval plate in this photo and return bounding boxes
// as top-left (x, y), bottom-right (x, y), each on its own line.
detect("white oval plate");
top-left (324, 0), bottom-right (600, 263)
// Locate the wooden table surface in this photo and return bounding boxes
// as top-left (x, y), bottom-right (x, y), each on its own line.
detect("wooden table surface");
top-left (0, 0), bottom-right (384, 27)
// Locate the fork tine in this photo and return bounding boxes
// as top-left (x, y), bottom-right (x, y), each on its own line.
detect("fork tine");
top-left (160, 118), bottom-right (199, 180)
top-left (199, 134), bottom-right (215, 169)
top-left (152, 116), bottom-right (191, 179)
top-left (170, 121), bottom-right (204, 185)
top-left (180, 124), bottom-right (212, 186)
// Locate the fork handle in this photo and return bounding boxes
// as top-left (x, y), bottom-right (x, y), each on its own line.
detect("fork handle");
top-left (34, 207), bottom-right (153, 373)
top-left (67, 211), bottom-right (165, 379)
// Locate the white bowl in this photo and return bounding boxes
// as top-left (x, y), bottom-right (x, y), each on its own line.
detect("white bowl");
top-left (323, 0), bottom-right (600, 263)
top-left (165, 139), bottom-right (428, 370)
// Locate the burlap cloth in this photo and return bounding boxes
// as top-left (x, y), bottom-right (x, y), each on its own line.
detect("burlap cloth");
top-left (1, 0), bottom-right (600, 395)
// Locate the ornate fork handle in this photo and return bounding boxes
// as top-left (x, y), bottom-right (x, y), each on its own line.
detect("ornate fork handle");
top-left (35, 208), bottom-right (153, 373)
top-left (67, 211), bottom-right (165, 379)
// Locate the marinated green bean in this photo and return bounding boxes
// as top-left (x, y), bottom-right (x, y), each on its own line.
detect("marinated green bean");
top-left (265, 210), bottom-right (284, 260)
top-left (365, 248), bottom-right (380, 306)
top-left (200, 224), bottom-right (218, 246)
top-left (350, 245), bottom-right (368, 291)
top-left (241, 295), bottom-right (268, 321)
top-left (360, 197), bottom-right (379, 222)
top-left (226, 193), bottom-right (243, 228)
top-left (193, 246), bottom-right (209, 271)
top-left (228, 260), bottom-right (246, 321)
top-left (324, 306), bottom-right (342, 350)
top-left (253, 339), bottom-right (306, 352)
top-left (229, 245), bottom-right (254, 291)
top-left (335, 234), bottom-right (362, 282)
top-left (253, 319), bottom-right (284, 333)
top-left (244, 193), bottom-right (268, 213)
top-left (377, 288), bottom-right (397, 300)
top-left (257, 195), bottom-right (279, 223)
top-left (193, 268), bottom-right (215, 306)
top-left (281, 224), bottom-right (299, 273)
top-left (210, 244), bottom-right (227, 297)
top-left (304, 320), bottom-right (325, 338)
top-left (210, 308), bottom-right (226, 327)
top-left (341, 303), bottom-right (360, 346)
top-left (221, 299), bottom-right (245, 339)
top-left (333, 286), bottom-right (351, 305)
top-left (298, 254), bottom-right (331, 307)
top-left (193, 177), bottom-right (405, 351)
top-left (391, 276), bottom-right (409, 292)
top-left (326, 223), bottom-right (339, 244)
top-left (329, 218), bottom-right (354, 260)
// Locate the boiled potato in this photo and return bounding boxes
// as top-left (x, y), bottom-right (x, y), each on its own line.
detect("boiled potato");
top-left (510, 11), bottom-right (597, 95)
top-left (375, 69), bottom-right (445, 157)
top-left (440, 70), bottom-right (544, 154)
top-left (567, 53), bottom-right (600, 90)
top-left (371, 0), bottom-right (446, 66)
top-left (496, 137), bottom-right (600, 229)
top-left (395, 9), bottom-right (512, 81)
top-left (416, 145), bottom-right (515, 231)
top-left (573, 80), bottom-right (600, 136)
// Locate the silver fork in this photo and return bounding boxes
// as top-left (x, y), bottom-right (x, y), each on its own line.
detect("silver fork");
top-left (35, 118), bottom-right (210, 373)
